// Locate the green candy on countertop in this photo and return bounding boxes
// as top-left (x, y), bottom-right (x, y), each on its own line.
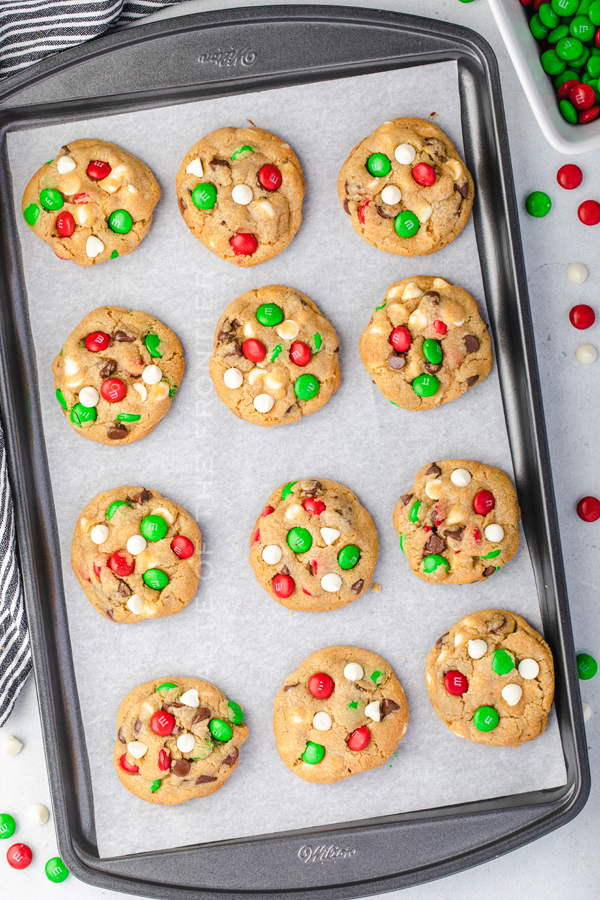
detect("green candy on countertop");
top-left (577, 653), bottom-right (598, 680)
top-left (106, 500), bottom-right (131, 519)
top-left (209, 718), bottom-right (233, 741)
top-left (228, 701), bottom-right (244, 724)
top-left (0, 813), bottom-right (16, 839)
top-left (45, 857), bottom-right (69, 883)
top-left (526, 191), bottom-right (552, 217)
top-left (301, 741), bottom-right (325, 764)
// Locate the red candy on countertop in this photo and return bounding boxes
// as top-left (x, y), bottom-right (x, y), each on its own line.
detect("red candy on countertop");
top-left (473, 490), bottom-right (495, 515)
top-left (444, 671), bottom-right (469, 696)
top-left (569, 305), bottom-right (595, 330)
top-left (390, 326), bottom-right (411, 353)
top-left (150, 710), bottom-right (175, 736)
top-left (412, 162), bottom-right (436, 186)
top-left (258, 164), bottom-right (282, 191)
top-left (570, 83), bottom-right (596, 112)
top-left (171, 535), bottom-right (194, 559)
top-left (56, 210), bottom-right (75, 237)
top-left (242, 338), bottom-right (266, 362)
top-left (87, 160), bottom-right (111, 180)
top-left (230, 232), bottom-right (257, 255)
top-left (108, 551), bottom-right (134, 577)
top-left (119, 753), bottom-right (139, 774)
top-left (272, 573), bottom-right (294, 598)
top-left (308, 672), bottom-right (334, 699)
top-left (434, 319), bottom-right (447, 336)
top-left (303, 498), bottom-right (326, 515)
top-left (557, 164), bottom-right (583, 190)
top-left (290, 341), bottom-right (312, 366)
top-left (577, 496), bottom-right (600, 522)
top-left (578, 200), bottom-right (600, 225)
top-left (101, 378), bottom-right (127, 402)
top-left (85, 331), bottom-right (110, 352)
top-left (347, 726), bottom-right (371, 751)
top-left (7, 843), bottom-right (32, 870)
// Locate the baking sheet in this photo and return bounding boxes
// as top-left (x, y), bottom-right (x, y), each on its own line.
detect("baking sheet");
top-left (7, 61), bottom-right (567, 859)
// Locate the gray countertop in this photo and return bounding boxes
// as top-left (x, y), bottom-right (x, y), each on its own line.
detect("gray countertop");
top-left (0, 0), bottom-right (598, 897)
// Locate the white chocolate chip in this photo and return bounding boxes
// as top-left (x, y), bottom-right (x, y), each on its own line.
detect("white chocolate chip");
top-left (468, 639), bottom-right (487, 659)
top-left (395, 143), bottom-right (416, 165)
top-left (248, 368), bottom-right (264, 386)
top-left (253, 393), bottom-right (275, 413)
top-left (285, 503), bottom-right (303, 520)
top-left (321, 572), bottom-right (342, 592)
top-left (256, 359), bottom-right (269, 369)
top-left (127, 594), bottom-right (143, 615)
top-left (518, 658), bottom-right (540, 680)
top-left (313, 711), bottom-right (332, 731)
top-left (408, 310), bottom-right (428, 330)
top-left (150, 382), bottom-right (169, 402)
top-left (381, 184), bottom-right (402, 205)
top-left (416, 202), bottom-right (433, 223)
top-left (3, 736), bottom-right (23, 757)
top-left (90, 524), bottom-right (109, 545)
top-left (224, 367), bottom-right (243, 389)
top-left (576, 343), bottom-right (597, 364)
top-left (99, 164), bottom-right (128, 193)
top-left (433, 279), bottom-right (451, 290)
top-left (86, 235), bottom-right (104, 258)
top-left (437, 649), bottom-right (449, 664)
top-left (454, 632), bottom-right (466, 647)
top-left (254, 198), bottom-right (274, 217)
top-left (445, 506), bottom-right (463, 526)
top-left (78, 386), bottom-right (99, 407)
top-left (127, 741), bottom-right (148, 759)
top-left (75, 204), bottom-right (93, 225)
top-left (365, 700), bottom-right (381, 722)
top-left (567, 263), bottom-right (587, 284)
top-left (177, 733), bottom-right (195, 754)
top-left (450, 468), bottom-right (471, 488)
top-left (501, 684), bottom-right (523, 706)
top-left (445, 159), bottom-right (463, 180)
top-left (370, 324), bottom-right (388, 335)
top-left (186, 157), bottom-right (203, 178)
top-left (402, 282), bottom-right (423, 300)
top-left (153, 506), bottom-right (174, 524)
top-left (344, 662), bottom-right (364, 681)
top-left (127, 534), bottom-right (147, 555)
top-left (425, 479), bottom-right (443, 500)
top-left (28, 804), bottom-right (49, 825)
top-left (64, 357), bottom-right (79, 375)
top-left (583, 702), bottom-right (592, 722)
top-left (180, 689), bottom-right (200, 708)
top-left (142, 364), bottom-right (163, 384)
top-left (367, 178), bottom-right (381, 191)
top-left (276, 320), bottom-right (300, 341)
top-left (320, 527), bottom-right (340, 545)
top-left (57, 155), bottom-right (76, 174)
top-left (243, 322), bottom-right (255, 338)
top-left (128, 184), bottom-right (138, 195)
top-left (59, 172), bottom-right (81, 195)
top-left (386, 284), bottom-right (404, 300)
top-left (133, 383), bottom-right (148, 402)
top-left (262, 544), bottom-right (283, 565)
top-left (264, 372), bottom-right (286, 391)
top-left (484, 524), bottom-right (504, 542)
top-left (232, 184), bottom-right (253, 205)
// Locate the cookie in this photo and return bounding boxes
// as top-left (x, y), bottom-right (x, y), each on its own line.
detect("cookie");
top-left (392, 459), bottom-right (520, 584)
top-left (273, 646), bottom-right (408, 784)
top-left (209, 286), bottom-right (340, 427)
top-left (250, 479), bottom-right (378, 611)
top-left (338, 117), bottom-right (474, 256)
top-left (426, 609), bottom-right (554, 747)
top-left (359, 276), bottom-right (492, 409)
top-left (22, 139), bottom-right (160, 265)
top-left (176, 126), bottom-right (305, 266)
top-left (52, 306), bottom-right (184, 445)
top-left (114, 677), bottom-right (247, 805)
top-left (72, 486), bottom-right (201, 623)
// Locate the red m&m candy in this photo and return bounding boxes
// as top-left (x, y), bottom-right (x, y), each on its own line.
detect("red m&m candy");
top-left (151, 710), bottom-right (175, 736)
top-left (87, 160), bottom-right (111, 180)
top-left (242, 338), bottom-right (266, 362)
top-left (258, 164), bottom-right (282, 191)
top-left (101, 378), bottom-right (126, 402)
top-left (569, 305), bottom-right (595, 330)
top-left (557, 80), bottom-right (579, 101)
top-left (412, 162), bottom-right (436, 186)
top-left (580, 106), bottom-right (600, 124)
top-left (230, 232), bottom-right (257, 255)
top-left (290, 341), bottom-right (311, 366)
top-left (108, 551), bottom-right (134, 577)
top-left (56, 210), bottom-right (75, 237)
top-left (73, 192), bottom-right (90, 204)
top-left (171, 535), bottom-right (194, 559)
top-left (444, 671), bottom-right (469, 695)
top-left (390, 326), bottom-right (411, 353)
top-left (273, 573), bottom-right (294, 598)
top-left (262, 505), bottom-right (275, 517)
top-left (577, 496), bottom-right (600, 522)
top-left (7, 843), bottom-right (32, 869)
top-left (473, 490), bottom-right (495, 515)
top-left (347, 726), bottom-right (371, 751)
top-left (158, 749), bottom-right (170, 771)
top-left (578, 200), bottom-right (600, 225)
top-left (570, 83), bottom-right (596, 111)
top-left (434, 319), bottom-right (447, 336)
top-left (303, 498), bottom-right (326, 515)
top-left (119, 753), bottom-right (139, 774)
top-left (358, 199), bottom-right (370, 223)
top-left (308, 672), bottom-right (334, 699)
top-left (85, 331), bottom-right (110, 352)
top-left (557, 164), bottom-right (583, 190)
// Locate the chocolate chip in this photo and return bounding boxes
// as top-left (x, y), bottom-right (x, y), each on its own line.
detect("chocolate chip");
top-left (107, 426), bottom-right (128, 440)
top-left (482, 566), bottom-right (496, 577)
top-left (172, 725), bottom-right (182, 737)
top-left (132, 488), bottom-right (153, 504)
top-left (301, 480), bottom-right (322, 496)
top-left (400, 492), bottom-right (413, 507)
top-left (166, 702), bottom-right (184, 709)
top-left (388, 351), bottom-right (406, 370)
top-left (178, 197), bottom-right (187, 213)
top-left (309, 561), bottom-right (317, 576)
top-left (118, 726), bottom-right (126, 744)
top-left (424, 534), bottom-right (445, 555)
top-left (425, 464), bottom-right (441, 476)
top-left (114, 330), bottom-right (136, 342)
top-left (490, 616), bottom-right (507, 633)
top-left (134, 719), bottom-right (142, 733)
top-left (343, 198), bottom-right (350, 215)
top-left (280, 566), bottom-right (290, 576)
top-left (351, 579), bottom-right (364, 594)
top-left (210, 157), bottom-right (230, 169)
top-left (117, 581), bottom-right (131, 598)
top-left (285, 404), bottom-right (299, 416)
top-left (99, 359), bottom-right (117, 379)
top-left (424, 362), bottom-right (442, 375)
top-left (435, 631), bottom-right (449, 649)
top-left (466, 375), bottom-right (479, 386)
top-left (192, 708), bottom-right (210, 724)
top-left (375, 205), bottom-right (394, 219)
top-left (106, 609), bottom-right (114, 619)
top-left (381, 698), bottom-right (400, 718)
top-left (222, 747), bottom-right (239, 767)
top-left (422, 291), bottom-right (440, 304)
top-left (454, 181), bottom-right (469, 199)
top-left (464, 335), bottom-right (480, 353)
top-left (425, 138), bottom-right (446, 158)
top-left (195, 775), bottom-right (217, 784)
top-left (283, 683), bottom-right (299, 692)
top-left (442, 527), bottom-right (464, 541)
top-left (232, 319), bottom-right (241, 328)
top-left (354, 682), bottom-right (367, 691)
top-left (61, 145), bottom-right (70, 153)
top-left (224, 342), bottom-right (243, 357)
top-left (172, 759), bottom-right (190, 777)
top-left (217, 329), bottom-right (232, 342)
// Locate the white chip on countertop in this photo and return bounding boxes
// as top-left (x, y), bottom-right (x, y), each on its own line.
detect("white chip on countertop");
top-left (344, 662), bottom-right (364, 681)
top-left (3, 736), bottom-right (23, 757)
top-left (566, 263), bottom-right (588, 284)
top-left (583, 702), bottom-right (592, 722)
top-left (180, 689), bottom-right (200, 708)
top-left (576, 343), bottom-right (597, 364)
top-left (28, 804), bottom-right (49, 825)
top-left (467, 639), bottom-right (487, 659)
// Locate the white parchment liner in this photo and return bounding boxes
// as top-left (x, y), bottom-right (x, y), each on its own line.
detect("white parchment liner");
top-left (8, 62), bottom-right (566, 858)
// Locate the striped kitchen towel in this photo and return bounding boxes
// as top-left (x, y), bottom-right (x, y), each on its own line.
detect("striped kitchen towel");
top-left (0, 419), bottom-right (31, 726)
top-left (0, 0), bottom-right (187, 79)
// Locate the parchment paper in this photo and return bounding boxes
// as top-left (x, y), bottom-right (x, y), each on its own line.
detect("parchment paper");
top-left (7, 62), bottom-right (566, 859)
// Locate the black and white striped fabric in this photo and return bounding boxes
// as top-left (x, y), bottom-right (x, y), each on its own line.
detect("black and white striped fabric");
top-left (0, 0), bottom-right (186, 79)
top-left (0, 421), bottom-right (31, 727)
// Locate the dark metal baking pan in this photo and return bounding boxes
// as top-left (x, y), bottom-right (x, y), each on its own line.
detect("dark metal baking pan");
top-left (0, 5), bottom-right (589, 897)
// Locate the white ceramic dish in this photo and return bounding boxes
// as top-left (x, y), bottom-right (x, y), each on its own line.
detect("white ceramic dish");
top-left (489, 0), bottom-right (600, 154)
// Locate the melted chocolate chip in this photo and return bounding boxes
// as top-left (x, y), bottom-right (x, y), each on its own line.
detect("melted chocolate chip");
top-left (283, 683), bottom-right (299, 692)
top-left (61, 145), bottom-right (70, 153)
top-left (425, 464), bottom-right (441, 476)
top-left (217, 329), bottom-right (232, 342)
top-left (422, 291), bottom-right (440, 304)
top-left (232, 319), bottom-right (241, 328)
top-left (134, 719), bottom-right (142, 733)
top-left (172, 759), bottom-right (190, 777)
top-left (351, 579), bottom-right (364, 594)
top-left (222, 747), bottom-right (239, 767)
top-left (401, 492), bottom-right (413, 507)
top-left (354, 682), bottom-right (367, 691)
top-left (490, 616), bottom-right (507, 633)
top-left (343, 198), bottom-right (350, 215)
top-left (425, 137), bottom-right (446, 158)
top-left (132, 488), bottom-right (153, 504)
top-left (117, 582), bottom-right (131, 598)
top-left (210, 157), bottom-right (230, 169)
top-left (435, 631), bottom-right (449, 649)
top-left (99, 359), bottom-right (117, 379)
top-left (195, 775), bottom-right (217, 784)
top-left (192, 708), bottom-right (210, 724)
top-left (482, 566), bottom-right (496, 577)
top-left (106, 609), bottom-right (114, 619)
top-left (424, 534), bottom-right (445, 555)
top-left (375, 205), bottom-right (394, 219)
top-left (224, 342), bottom-right (243, 357)
top-left (165, 702), bottom-right (184, 709)
top-left (178, 197), bottom-right (187, 213)
top-left (424, 362), bottom-right (442, 375)
top-left (280, 566), bottom-right (290, 576)
top-left (309, 561), bottom-right (317, 576)
top-left (107, 425), bottom-right (128, 440)
top-left (118, 726), bottom-right (126, 744)
top-left (442, 527), bottom-right (464, 541)
top-left (455, 182), bottom-right (469, 199)
top-left (466, 375), bottom-right (479, 386)
top-left (381, 698), bottom-right (400, 719)
top-left (464, 335), bottom-right (480, 353)
top-left (114, 330), bottom-right (136, 342)
top-left (388, 351), bottom-right (406, 370)
top-left (172, 725), bottom-right (182, 738)
top-left (301, 480), bottom-right (322, 496)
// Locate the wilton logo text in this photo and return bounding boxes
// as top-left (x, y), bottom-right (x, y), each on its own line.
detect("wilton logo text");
top-left (198, 49), bottom-right (257, 67)
top-left (298, 845), bottom-right (357, 863)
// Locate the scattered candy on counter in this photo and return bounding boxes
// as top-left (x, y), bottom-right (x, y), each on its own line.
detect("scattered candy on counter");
top-left (7, 843), bottom-right (32, 869)
top-left (45, 856), bottom-right (69, 883)
top-left (582, 701), bottom-right (592, 721)
top-left (575, 342), bottom-right (598, 363)
top-left (569, 304), bottom-right (596, 328)
top-left (557, 163), bottom-right (583, 188)
top-left (28, 804), bottom-right (49, 826)
top-left (566, 262), bottom-right (588, 282)
top-left (2, 736), bottom-right (22, 757)
top-left (578, 199), bottom-right (600, 224)
top-left (577, 652), bottom-right (598, 679)
top-left (577, 495), bottom-right (600, 520)
top-left (526, 190), bottom-right (552, 217)
top-left (0, 814), bottom-right (16, 839)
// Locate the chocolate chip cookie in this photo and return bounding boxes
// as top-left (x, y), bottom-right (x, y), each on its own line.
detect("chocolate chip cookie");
top-left (359, 276), bottom-right (492, 409)
top-left (209, 286), bottom-right (340, 427)
top-left (426, 609), bottom-right (554, 747)
top-left (72, 486), bottom-right (201, 622)
top-left (392, 459), bottom-right (520, 584)
top-left (273, 646), bottom-right (408, 784)
top-left (338, 117), bottom-right (474, 256)
top-left (250, 479), bottom-right (378, 611)
top-left (176, 126), bottom-right (305, 266)
top-left (114, 677), bottom-right (247, 805)
top-left (22, 139), bottom-right (160, 265)
top-left (52, 306), bottom-right (184, 445)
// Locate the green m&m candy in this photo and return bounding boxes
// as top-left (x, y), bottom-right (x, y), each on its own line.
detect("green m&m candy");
top-left (526, 191), bottom-right (552, 217)
top-left (560, 98), bottom-right (579, 121)
top-left (555, 68), bottom-right (579, 88)
top-left (156, 682), bottom-right (178, 692)
top-left (106, 500), bottom-right (131, 519)
top-left (108, 209), bottom-right (133, 234)
top-left (143, 568), bottom-right (169, 590)
top-left (271, 344), bottom-right (282, 361)
top-left (422, 338), bottom-right (443, 365)
top-left (231, 145), bottom-right (253, 160)
top-left (552, 0), bottom-right (579, 14)
top-left (577, 652), bottom-right (598, 679)
top-left (549, 24), bottom-right (570, 43)
top-left (141, 514), bottom-right (168, 542)
top-left (150, 779), bottom-right (162, 793)
top-left (409, 500), bottom-right (421, 523)
top-left (294, 373), bottom-right (319, 400)
top-left (145, 333), bottom-right (163, 357)
top-left (23, 203), bottom-right (41, 226)
top-left (228, 700), bottom-right (244, 724)
top-left (338, 544), bottom-right (360, 569)
top-left (412, 373), bottom-right (440, 397)
top-left (0, 813), bottom-right (16, 839)
top-left (481, 548), bottom-right (502, 559)
top-left (117, 413), bottom-right (141, 422)
top-left (591, 0), bottom-right (600, 23)
top-left (256, 303), bottom-right (284, 327)
top-left (371, 670), bottom-right (385, 685)
top-left (56, 388), bottom-right (67, 410)
top-left (110, 249), bottom-right (119, 259)
top-left (542, 49), bottom-right (566, 75)
top-left (301, 741), bottom-right (325, 764)
top-left (45, 857), bottom-right (69, 883)
top-left (588, 55), bottom-right (600, 76)
top-left (313, 333), bottom-right (322, 351)
top-left (556, 36), bottom-right (584, 60)
top-left (473, 706), bottom-right (499, 732)
top-left (423, 554), bottom-right (449, 574)
top-left (366, 153), bottom-right (391, 177)
top-left (539, 3), bottom-right (560, 27)
top-left (571, 15), bottom-right (595, 40)
top-left (394, 210), bottom-right (420, 238)
top-left (209, 718), bottom-right (233, 741)
top-left (572, 46), bottom-right (590, 67)
top-left (530, 14), bottom-right (549, 40)
top-left (192, 183), bottom-right (217, 209)
top-left (400, 533), bottom-right (406, 555)
top-left (39, 188), bottom-right (63, 210)
top-left (70, 403), bottom-right (97, 427)
top-left (287, 527), bottom-right (312, 553)
top-left (491, 648), bottom-right (515, 675)
top-left (282, 481), bottom-right (298, 500)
